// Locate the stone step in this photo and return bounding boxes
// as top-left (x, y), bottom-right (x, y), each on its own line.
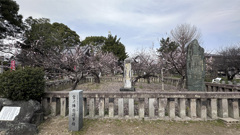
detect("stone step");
top-left (219, 118), bottom-right (239, 125)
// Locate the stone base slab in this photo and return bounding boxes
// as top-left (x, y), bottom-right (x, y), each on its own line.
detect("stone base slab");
top-left (120, 87), bottom-right (135, 91)
top-left (219, 118), bottom-right (239, 125)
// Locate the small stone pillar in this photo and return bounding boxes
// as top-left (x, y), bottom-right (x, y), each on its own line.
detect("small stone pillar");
top-left (218, 99), bottom-right (228, 118)
top-left (168, 98), bottom-right (175, 119)
top-left (188, 99), bottom-right (197, 118)
top-left (120, 58), bottom-right (135, 91)
top-left (99, 98), bottom-right (105, 117)
top-left (60, 97), bottom-right (67, 116)
top-left (207, 99), bottom-right (217, 119)
top-left (42, 98), bottom-right (50, 115)
top-left (229, 99), bottom-right (239, 119)
top-left (89, 98), bottom-right (95, 118)
top-left (129, 98), bottom-right (134, 117)
top-left (149, 98), bottom-right (155, 118)
top-left (109, 98), bottom-right (114, 117)
top-left (139, 98), bottom-right (145, 118)
top-left (179, 99), bottom-right (186, 118)
top-left (118, 98), bottom-right (124, 117)
top-left (50, 97), bottom-right (57, 116)
top-left (83, 98), bottom-right (87, 117)
top-left (158, 98), bottom-right (166, 118)
top-left (69, 90), bottom-right (83, 131)
top-left (199, 99), bottom-right (207, 120)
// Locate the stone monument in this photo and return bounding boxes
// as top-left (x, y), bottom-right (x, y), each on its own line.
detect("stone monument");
top-left (69, 90), bottom-right (83, 131)
top-left (120, 58), bottom-right (135, 91)
top-left (0, 98), bottom-right (43, 135)
top-left (186, 39), bottom-right (205, 91)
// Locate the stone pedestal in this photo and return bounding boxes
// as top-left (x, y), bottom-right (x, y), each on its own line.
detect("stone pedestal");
top-left (129, 98), bottom-right (134, 117)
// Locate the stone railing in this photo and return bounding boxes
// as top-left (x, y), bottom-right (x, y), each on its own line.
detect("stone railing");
top-left (42, 91), bottom-right (240, 120)
top-left (163, 77), bottom-right (240, 92)
top-left (45, 79), bottom-right (73, 91)
top-left (205, 82), bottom-right (240, 92)
top-left (45, 76), bottom-right (240, 92)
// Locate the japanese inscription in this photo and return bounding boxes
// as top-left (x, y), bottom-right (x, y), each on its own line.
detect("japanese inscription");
top-left (69, 90), bottom-right (83, 131)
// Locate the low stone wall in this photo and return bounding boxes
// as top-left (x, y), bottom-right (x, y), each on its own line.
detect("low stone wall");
top-left (42, 91), bottom-right (240, 120)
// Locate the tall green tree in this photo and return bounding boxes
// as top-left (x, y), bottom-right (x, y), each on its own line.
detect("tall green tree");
top-left (102, 34), bottom-right (127, 61)
top-left (81, 36), bottom-right (106, 46)
top-left (19, 17), bottom-right (80, 65)
top-left (23, 17), bottom-right (80, 51)
top-left (0, 0), bottom-right (23, 39)
top-left (81, 34), bottom-right (128, 61)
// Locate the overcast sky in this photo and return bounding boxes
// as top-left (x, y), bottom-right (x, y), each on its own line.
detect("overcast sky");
top-left (15, 0), bottom-right (240, 55)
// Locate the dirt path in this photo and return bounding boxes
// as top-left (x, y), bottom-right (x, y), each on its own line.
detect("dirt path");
top-left (38, 116), bottom-right (240, 135)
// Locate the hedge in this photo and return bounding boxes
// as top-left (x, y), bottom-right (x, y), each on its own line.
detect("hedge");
top-left (0, 67), bottom-right (45, 101)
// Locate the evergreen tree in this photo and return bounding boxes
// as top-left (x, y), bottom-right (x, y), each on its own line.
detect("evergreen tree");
top-left (0, 0), bottom-right (23, 39)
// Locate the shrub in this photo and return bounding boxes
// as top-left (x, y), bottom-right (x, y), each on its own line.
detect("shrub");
top-left (0, 67), bottom-right (45, 101)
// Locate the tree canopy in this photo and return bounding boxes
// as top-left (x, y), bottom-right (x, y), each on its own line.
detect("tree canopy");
top-left (81, 36), bottom-right (106, 46)
top-left (102, 34), bottom-right (127, 61)
top-left (0, 0), bottom-right (23, 39)
top-left (81, 34), bottom-right (128, 61)
top-left (214, 45), bottom-right (240, 80)
top-left (23, 17), bottom-right (80, 51)
top-left (157, 24), bottom-right (202, 88)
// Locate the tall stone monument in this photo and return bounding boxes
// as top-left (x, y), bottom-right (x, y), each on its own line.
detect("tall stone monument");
top-left (69, 90), bottom-right (83, 131)
top-left (120, 58), bottom-right (135, 91)
top-left (186, 39), bottom-right (205, 91)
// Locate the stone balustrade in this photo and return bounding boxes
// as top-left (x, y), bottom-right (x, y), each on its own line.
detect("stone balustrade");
top-left (45, 77), bottom-right (240, 92)
top-left (45, 79), bottom-right (73, 91)
top-left (42, 91), bottom-right (240, 120)
top-left (205, 82), bottom-right (240, 92)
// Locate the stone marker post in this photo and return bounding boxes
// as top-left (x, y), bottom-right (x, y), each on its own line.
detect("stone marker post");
top-left (120, 58), bottom-right (135, 91)
top-left (69, 90), bottom-right (83, 131)
top-left (186, 39), bottom-right (205, 91)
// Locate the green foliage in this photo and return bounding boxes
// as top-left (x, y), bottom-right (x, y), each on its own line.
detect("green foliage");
top-left (81, 36), bottom-right (106, 46)
top-left (157, 37), bottom-right (178, 53)
top-left (0, 0), bottom-right (23, 39)
top-left (0, 67), bottom-right (45, 101)
top-left (102, 34), bottom-right (128, 61)
top-left (23, 17), bottom-right (80, 51)
top-left (81, 34), bottom-right (128, 61)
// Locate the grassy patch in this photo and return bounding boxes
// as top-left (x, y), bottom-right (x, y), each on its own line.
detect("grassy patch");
top-left (72, 119), bottom-right (97, 135)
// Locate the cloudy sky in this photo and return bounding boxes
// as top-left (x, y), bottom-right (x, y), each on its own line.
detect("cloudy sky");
top-left (15, 0), bottom-right (240, 55)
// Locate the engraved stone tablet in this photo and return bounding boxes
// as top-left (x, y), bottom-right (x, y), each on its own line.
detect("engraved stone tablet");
top-left (0, 106), bottom-right (21, 121)
top-left (120, 58), bottom-right (135, 91)
top-left (124, 59), bottom-right (132, 88)
top-left (186, 39), bottom-right (205, 91)
top-left (69, 90), bottom-right (83, 131)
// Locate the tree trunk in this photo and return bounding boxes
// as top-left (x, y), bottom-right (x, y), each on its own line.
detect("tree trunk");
top-left (92, 72), bottom-right (100, 83)
top-left (72, 78), bottom-right (80, 90)
top-left (179, 76), bottom-right (185, 91)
